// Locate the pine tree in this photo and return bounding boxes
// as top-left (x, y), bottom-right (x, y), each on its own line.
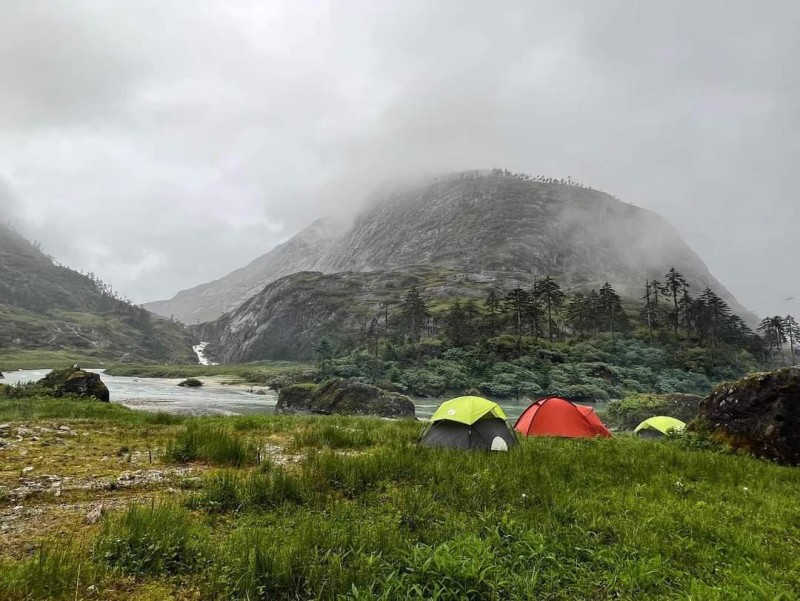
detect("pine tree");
top-left (534, 276), bottom-right (565, 341)
top-left (400, 286), bottom-right (430, 343)
top-left (566, 293), bottom-right (590, 337)
top-left (313, 337), bottom-right (336, 375)
top-left (784, 315), bottom-right (800, 362)
top-left (445, 301), bottom-right (468, 347)
top-left (662, 268), bottom-right (688, 336)
top-left (640, 280), bottom-right (655, 342)
top-left (484, 289), bottom-right (501, 335)
top-left (598, 283), bottom-right (623, 340)
top-left (503, 287), bottom-right (533, 355)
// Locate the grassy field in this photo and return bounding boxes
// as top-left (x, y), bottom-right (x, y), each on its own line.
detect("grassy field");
top-left (103, 361), bottom-right (312, 384)
top-left (0, 349), bottom-right (116, 370)
top-left (0, 397), bottom-right (798, 600)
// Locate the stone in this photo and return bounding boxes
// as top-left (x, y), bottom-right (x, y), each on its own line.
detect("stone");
top-left (277, 378), bottom-right (415, 419)
top-left (691, 367), bottom-right (800, 465)
top-left (85, 505), bottom-right (104, 525)
top-left (178, 378), bottom-right (203, 388)
top-left (38, 366), bottom-right (110, 402)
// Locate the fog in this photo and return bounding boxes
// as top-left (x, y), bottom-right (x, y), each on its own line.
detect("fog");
top-left (1, 0), bottom-right (797, 317)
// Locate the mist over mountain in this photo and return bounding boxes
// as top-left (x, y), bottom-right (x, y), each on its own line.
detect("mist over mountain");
top-left (150, 172), bottom-right (753, 327)
top-left (0, 222), bottom-right (195, 363)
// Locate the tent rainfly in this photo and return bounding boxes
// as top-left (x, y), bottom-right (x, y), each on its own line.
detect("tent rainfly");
top-left (419, 396), bottom-right (517, 451)
top-left (634, 416), bottom-right (686, 438)
top-left (514, 396), bottom-right (612, 438)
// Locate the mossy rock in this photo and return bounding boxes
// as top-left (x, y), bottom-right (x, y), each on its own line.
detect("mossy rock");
top-left (178, 378), bottom-right (203, 388)
top-left (689, 367), bottom-right (800, 465)
top-left (277, 378), bottom-right (415, 419)
top-left (38, 365), bottom-right (110, 402)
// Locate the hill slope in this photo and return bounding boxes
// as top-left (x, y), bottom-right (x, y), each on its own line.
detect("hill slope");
top-left (144, 217), bottom-right (342, 324)
top-left (151, 173), bottom-right (751, 324)
top-left (0, 223), bottom-right (196, 363)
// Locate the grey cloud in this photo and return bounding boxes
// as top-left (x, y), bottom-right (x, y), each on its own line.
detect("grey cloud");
top-left (0, 0), bottom-right (797, 316)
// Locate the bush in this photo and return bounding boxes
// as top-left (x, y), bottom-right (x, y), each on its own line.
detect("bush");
top-left (605, 393), bottom-right (703, 430)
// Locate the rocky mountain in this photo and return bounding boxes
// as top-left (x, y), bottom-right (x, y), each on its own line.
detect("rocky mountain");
top-left (195, 266), bottom-right (480, 361)
top-left (144, 217), bottom-right (342, 324)
top-left (160, 172), bottom-right (751, 327)
top-left (0, 222), bottom-right (196, 363)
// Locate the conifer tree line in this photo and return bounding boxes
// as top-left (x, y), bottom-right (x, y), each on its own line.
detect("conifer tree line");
top-left (360, 268), bottom-right (792, 365)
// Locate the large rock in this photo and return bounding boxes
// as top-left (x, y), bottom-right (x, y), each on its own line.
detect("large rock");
top-left (38, 365), bottom-right (110, 402)
top-left (277, 378), bottom-right (415, 419)
top-left (693, 368), bottom-right (800, 464)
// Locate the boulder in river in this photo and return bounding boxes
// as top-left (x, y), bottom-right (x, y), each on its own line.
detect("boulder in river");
top-left (178, 378), bottom-right (203, 388)
top-left (38, 365), bottom-right (110, 402)
top-left (277, 378), bottom-right (415, 419)
top-left (691, 367), bottom-right (800, 464)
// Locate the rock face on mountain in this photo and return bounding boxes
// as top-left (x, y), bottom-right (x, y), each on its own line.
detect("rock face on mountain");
top-left (152, 173), bottom-right (750, 325)
top-left (0, 223), bottom-right (196, 363)
top-left (693, 368), bottom-right (800, 464)
top-left (145, 218), bottom-right (342, 324)
top-left (277, 379), bottom-right (415, 419)
top-left (194, 266), bottom-right (489, 361)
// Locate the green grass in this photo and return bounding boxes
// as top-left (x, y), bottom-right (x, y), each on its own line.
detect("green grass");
top-left (104, 360), bottom-right (312, 384)
top-left (0, 348), bottom-right (111, 370)
top-left (94, 502), bottom-right (207, 576)
top-left (0, 394), bottom-right (183, 424)
top-left (0, 544), bottom-right (106, 601)
top-left (165, 421), bottom-right (257, 466)
top-left (2, 402), bottom-right (800, 599)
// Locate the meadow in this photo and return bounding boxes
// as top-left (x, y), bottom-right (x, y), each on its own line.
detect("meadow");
top-left (0, 396), bottom-right (798, 600)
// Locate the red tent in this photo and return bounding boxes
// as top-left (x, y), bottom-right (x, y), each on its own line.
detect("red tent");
top-left (514, 396), bottom-right (612, 438)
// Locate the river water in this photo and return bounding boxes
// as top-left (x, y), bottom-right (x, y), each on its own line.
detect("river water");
top-left (1, 369), bottom-right (605, 420)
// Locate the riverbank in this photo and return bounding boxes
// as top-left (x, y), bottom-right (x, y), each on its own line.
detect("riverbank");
top-left (104, 361), bottom-right (312, 385)
top-left (1, 396), bottom-right (798, 600)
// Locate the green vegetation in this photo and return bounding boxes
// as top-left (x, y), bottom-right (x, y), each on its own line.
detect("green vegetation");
top-left (165, 422), bottom-right (257, 466)
top-left (0, 222), bottom-right (196, 364)
top-left (604, 393), bottom-right (701, 430)
top-left (1, 396), bottom-right (799, 599)
top-left (104, 360), bottom-right (311, 384)
top-left (312, 269), bottom-right (769, 401)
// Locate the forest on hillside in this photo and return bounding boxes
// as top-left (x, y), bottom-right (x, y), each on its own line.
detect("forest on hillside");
top-left (313, 267), bottom-right (797, 400)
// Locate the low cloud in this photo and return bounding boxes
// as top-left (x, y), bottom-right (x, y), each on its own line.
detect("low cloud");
top-left (0, 0), bottom-right (797, 316)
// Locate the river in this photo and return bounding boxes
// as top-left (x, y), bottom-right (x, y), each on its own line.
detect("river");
top-left (1, 369), bottom-right (607, 420)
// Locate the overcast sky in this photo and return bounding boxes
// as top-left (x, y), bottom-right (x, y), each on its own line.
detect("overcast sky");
top-left (0, 0), bottom-right (798, 316)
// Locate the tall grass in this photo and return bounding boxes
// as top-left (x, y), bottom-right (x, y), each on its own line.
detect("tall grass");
top-left (0, 544), bottom-right (103, 601)
top-left (165, 422), bottom-right (256, 466)
top-left (94, 502), bottom-right (207, 576)
top-left (189, 467), bottom-right (313, 512)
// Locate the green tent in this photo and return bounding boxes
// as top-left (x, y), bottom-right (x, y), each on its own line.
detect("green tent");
top-left (429, 396), bottom-right (507, 425)
top-left (420, 396), bottom-right (517, 451)
top-left (634, 416), bottom-right (686, 438)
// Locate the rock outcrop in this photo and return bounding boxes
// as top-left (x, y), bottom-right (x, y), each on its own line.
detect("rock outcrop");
top-left (38, 366), bottom-right (110, 402)
top-left (277, 379), bottom-right (415, 419)
top-left (693, 368), bottom-right (800, 464)
top-left (178, 378), bottom-right (203, 388)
